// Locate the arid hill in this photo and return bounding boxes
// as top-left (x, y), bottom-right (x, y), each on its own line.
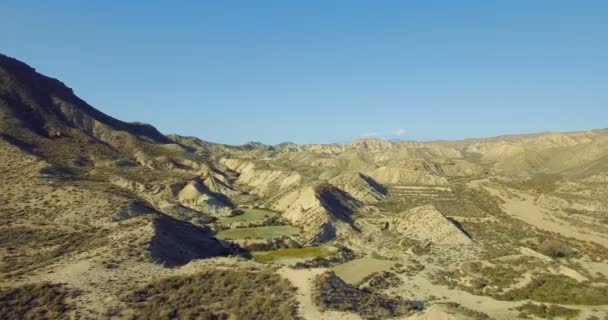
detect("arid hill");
top-left (1, 53), bottom-right (607, 319)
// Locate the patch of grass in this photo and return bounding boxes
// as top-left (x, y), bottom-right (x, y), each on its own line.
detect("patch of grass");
top-left (253, 246), bottom-right (334, 263)
top-left (0, 283), bottom-right (80, 320)
top-left (124, 268), bottom-right (299, 320)
top-left (216, 225), bottom-right (300, 240)
top-left (515, 302), bottom-right (579, 319)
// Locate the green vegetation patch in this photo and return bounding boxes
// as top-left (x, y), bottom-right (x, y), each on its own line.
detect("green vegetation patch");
top-left (500, 275), bottom-right (608, 305)
top-left (219, 208), bottom-right (277, 224)
top-left (0, 283), bottom-right (80, 320)
top-left (253, 246), bottom-right (335, 263)
top-left (124, 268), bottom-right (299, 320)
top-left (515, 302), bottom-right (579, 319)
top-left (216, 225), bottom-right (300, 240)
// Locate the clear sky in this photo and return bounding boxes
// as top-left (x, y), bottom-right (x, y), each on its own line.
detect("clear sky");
top-left (2, 1), bottom-right (607, 145)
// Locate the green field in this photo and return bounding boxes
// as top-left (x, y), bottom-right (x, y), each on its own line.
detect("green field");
top-left (253, 246), bottom-right (336, 263)
top-left (216, 225), bottom-right (300, 240)
top-left (219, 208), bottom-right (277, 225)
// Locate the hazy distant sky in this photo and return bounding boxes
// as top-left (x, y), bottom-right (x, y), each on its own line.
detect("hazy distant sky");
top-left (2, 1), bottom-right (607, 145)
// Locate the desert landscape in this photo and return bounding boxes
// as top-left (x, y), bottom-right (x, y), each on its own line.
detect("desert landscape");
top-left (0, 52), bottom-right (607, 319)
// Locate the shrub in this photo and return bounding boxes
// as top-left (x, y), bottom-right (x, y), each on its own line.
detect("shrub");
top-left (537, 239), bottom-right (574, 258)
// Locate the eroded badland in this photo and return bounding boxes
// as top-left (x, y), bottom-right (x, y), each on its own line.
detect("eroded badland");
top-left (1, 54), bottom-right (608, 319)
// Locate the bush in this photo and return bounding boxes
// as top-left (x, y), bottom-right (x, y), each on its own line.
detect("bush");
top-left (537, 239), bottom-right (574, 258)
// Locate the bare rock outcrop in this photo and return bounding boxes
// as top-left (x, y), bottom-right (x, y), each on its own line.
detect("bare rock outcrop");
top-left (330, 173), bottom-right (387, 204)
top-left (393, 205), bottom-right (472, 246)
top-left (177, 180), bottom-right (234, 217)
top-left (222, 158), bottom-right (302, 197)
top-left (273, 184), bottom-right (362, 243)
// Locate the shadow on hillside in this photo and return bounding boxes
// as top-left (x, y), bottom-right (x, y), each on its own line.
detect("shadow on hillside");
top-left (149, 215), bottom-right (248, 267)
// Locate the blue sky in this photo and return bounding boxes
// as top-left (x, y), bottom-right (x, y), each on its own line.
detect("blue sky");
top-left (2, 1), bottom-right (607, 145)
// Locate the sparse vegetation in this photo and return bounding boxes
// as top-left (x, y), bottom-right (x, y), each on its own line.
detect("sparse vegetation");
top-left (513, 174), bottom-right (562, 193)
top-left (499, 275), bottom-right (608, 305)
top-left (442, 302), bottom-right (493, 320)
top-left (358, 271), bottom-right (403, 290)
top-left (124, 268), bottom-right (300, 320)
top-left (0, 226), bottom-right (109, 273)
top-left (0, 283), bottom-right (80, 320)
top-left (515, 302), bottom-right (579, 319)
top-left (312, 272), bottom-right (415, 319)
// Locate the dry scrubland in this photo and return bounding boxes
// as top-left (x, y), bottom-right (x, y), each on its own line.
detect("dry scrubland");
top-left (1, 53), bottom-right (608, 319)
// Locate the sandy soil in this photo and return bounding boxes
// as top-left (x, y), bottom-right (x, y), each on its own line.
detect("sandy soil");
top-left (468, 179), bottom-right (608, 247)
top-left (332, 257), bottom-right (396, 284)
